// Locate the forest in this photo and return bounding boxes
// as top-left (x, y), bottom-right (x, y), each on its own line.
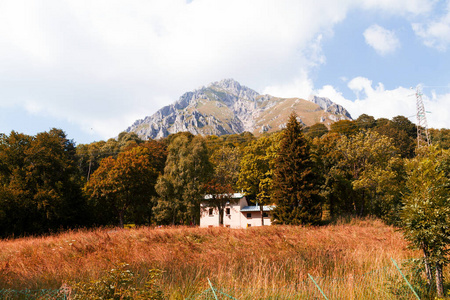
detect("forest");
top-left (2, 113), bottom-right (450, 295)
top-left (1, 113), bottom-right (450, 236)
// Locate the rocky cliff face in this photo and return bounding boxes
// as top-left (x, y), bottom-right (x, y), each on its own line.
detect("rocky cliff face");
top-left (125, 79), bottom-right (352, 139)
top-left (308, 95), bottom-right (352, 119)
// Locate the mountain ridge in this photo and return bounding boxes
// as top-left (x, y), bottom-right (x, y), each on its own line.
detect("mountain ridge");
top-left (126, 79), bottom-right (352, 139)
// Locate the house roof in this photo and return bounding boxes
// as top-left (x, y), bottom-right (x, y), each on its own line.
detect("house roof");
top-left (204, 193), bottom-right (244, 200)
top-left (240, 205), bottom-right (275, 212)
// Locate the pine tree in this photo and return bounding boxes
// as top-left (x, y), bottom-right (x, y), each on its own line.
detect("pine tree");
top-left (272, 113), bottom-right (322, 225)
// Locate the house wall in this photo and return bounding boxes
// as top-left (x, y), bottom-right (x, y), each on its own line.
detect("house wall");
top-left (241, 211), bottom-right (272, 227)
top-left (200, 197), bottom-right (272, 228)
top-left (200, 198), bottom-right (246, 228)
top-left (222, 202), bottom-right (243, 228)
top-left (199, 206), bottom-right (219, 227)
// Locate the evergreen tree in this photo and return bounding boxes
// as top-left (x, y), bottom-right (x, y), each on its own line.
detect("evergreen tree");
top-left (272, 113), bottom-right (322, 225)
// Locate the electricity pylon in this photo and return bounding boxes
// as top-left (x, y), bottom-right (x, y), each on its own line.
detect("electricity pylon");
top-left (415, 86), bottom-right (431, 148)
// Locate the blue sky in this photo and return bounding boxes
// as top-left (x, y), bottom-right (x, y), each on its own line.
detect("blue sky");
top-left (1, 0), bottom-right (450, 144)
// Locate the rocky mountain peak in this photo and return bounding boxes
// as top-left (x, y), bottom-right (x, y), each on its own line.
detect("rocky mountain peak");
top-left (125, 79), bottom-right (353, 140)
top-left (209, 78), bottom-right (242, 92)
top-left (207, 78), bottom-right (260, 101)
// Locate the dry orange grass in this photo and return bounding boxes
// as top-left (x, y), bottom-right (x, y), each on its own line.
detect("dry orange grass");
top-left (0, 218), bottom-right (419, 298)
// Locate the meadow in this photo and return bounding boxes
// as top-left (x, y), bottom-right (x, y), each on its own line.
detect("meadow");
top-left (0, 219), bottom-right (426, 299)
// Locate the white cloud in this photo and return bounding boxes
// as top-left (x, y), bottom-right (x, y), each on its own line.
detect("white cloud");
top-left (412, 2), bottom-right (450, 51)
top-left (346, 77), bottom-right (415, 119)
top-left (263, 70), bottom-right (314, 99)
top-left (0, 0), bottom-right (440, 141)
top-left (317, 78), bottom-right (414, 121)
top-left (316, 77), bottom-right (450, 130)
top-left (358, 0), bottom-right (434, 16)
top-left (363, 24), bottom-right (400, 55)
top-left (0, 0), bottom-right (352, 140)
top-left (423, 92), bottom-right (450, 129)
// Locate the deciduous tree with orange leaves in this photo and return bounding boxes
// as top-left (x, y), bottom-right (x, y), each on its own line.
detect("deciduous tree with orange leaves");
top-left (85, 146), bottom-right (160, 228)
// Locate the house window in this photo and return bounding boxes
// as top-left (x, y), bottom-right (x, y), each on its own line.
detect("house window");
top-left (246, 213), bottom-right (252, 218)
top-left (226, 208), bottom-right (231, 215)
top-left (263, 212), bottom-right (268, 218)
top-left (247, 224), bottom-right (251, 227)
top-left (209, 208), bottom-right (214, 216)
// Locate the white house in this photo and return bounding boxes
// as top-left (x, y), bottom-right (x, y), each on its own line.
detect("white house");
top-left (200, 193), bottom-right (274, 228)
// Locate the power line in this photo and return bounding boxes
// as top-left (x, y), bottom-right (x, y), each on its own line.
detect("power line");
top-left (415, 86), bottom-right (431, 148)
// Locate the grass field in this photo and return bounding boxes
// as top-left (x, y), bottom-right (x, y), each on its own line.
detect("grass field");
top-left (0, 218), bottom-right (428, 299)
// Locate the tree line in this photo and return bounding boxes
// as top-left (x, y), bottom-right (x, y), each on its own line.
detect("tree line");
top-left (2, 114), bottom-right (450, 235)
top-left (2, 113), bottom-right (450, 295)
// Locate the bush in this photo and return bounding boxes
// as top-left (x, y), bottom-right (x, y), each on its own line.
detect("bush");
top-left (72, 263), bottom-right (164, 299)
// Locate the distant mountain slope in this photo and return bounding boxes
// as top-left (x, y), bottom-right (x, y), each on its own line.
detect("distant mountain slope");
top-left (125, 79), bottom-right (352, 139)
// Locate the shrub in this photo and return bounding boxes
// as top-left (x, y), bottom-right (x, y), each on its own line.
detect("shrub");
top-left (71, 263), bottom-right (164, 299)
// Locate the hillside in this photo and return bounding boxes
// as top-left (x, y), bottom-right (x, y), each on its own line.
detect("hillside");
top-left (0, 219), bottom-right (420, 299)
top-left (125, 79), bottom-right (352, 139)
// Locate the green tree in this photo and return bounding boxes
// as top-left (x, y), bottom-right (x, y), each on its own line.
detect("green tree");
top-left (335, 130), bottom-right (404, 219)
top-left (237, 133), bottom-right (280, 225)
top-left (0, 129), bottom-right (88, 237)
top-left (271, 113), bottom-right (322, 225)
top-left (430, 128), bottom-right (450, 150)
top-left (211, 146), bottom-right (241, 190)
top-left (118, 131), bottom-right (143, 150)
top-left (304, 123), bottom-right (329, 139)
top-left (356, 114), bottom-right (376, 130)
top-left (154, 135), bottom-right (212, 225)
top-left (85, 146), bottom-right (159, 228)
top-left (311, 132), bottom-right (354, 218)
top-left (375, 117), bottom-right (390, 128)
top-left (76, 140), bottom-right (107, 181)
top-left (375, 123), bottom-right (415, 159)
top-left (101, 138), bottom-right (120, 156)
top-left (391, 115), bottom-right (416, 139)
top-left (0, 131), bottom-right (34, 236)
top-left (312, 129), bottom-right (406, 222)
top-left (26, 129), bottom-right (87, 228)
top-left (330, 120), bottom-right (358, 136)
top-left (400, 146), bottom-right (450, 297)
top-left (76, 138), bottom-right (120, 183)
top-left (223, 132), bottom-right (256, 150)
top-left (205, 132), bottom-right (256, 154)
top-left (375, 116), bottom-right (416, 158)
top-left (132, 140), bottom-right (168, 224)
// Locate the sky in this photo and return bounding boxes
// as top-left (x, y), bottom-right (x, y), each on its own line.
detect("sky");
top-left (1, 0), bottom-right (450, 144)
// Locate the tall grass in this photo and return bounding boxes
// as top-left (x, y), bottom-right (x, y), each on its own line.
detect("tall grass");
top-left (0, 218), bottom-right (423, 298)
